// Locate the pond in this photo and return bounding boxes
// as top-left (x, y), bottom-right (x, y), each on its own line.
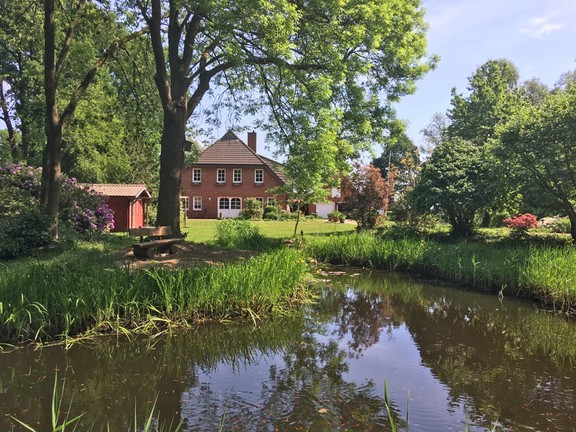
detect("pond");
top-left (2, 270), bottom-right (576, 431)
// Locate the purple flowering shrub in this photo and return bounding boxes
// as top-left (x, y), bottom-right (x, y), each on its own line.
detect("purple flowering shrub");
top-left (0, 164), bottom-right (115, 258)
top-left (59, 178), bottom-right (115, 235)
top-left (0, 164), bottom-right (51, 258)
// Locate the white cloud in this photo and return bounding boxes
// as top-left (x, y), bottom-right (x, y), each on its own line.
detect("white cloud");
top-left (521, 16), bottom-right (566, 38)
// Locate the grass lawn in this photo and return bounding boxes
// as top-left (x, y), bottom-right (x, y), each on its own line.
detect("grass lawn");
top-left (181, 218), bottom-right (356, 243)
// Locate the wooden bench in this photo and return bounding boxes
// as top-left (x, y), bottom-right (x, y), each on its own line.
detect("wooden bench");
top-left (129, 226), bottom-right (183, 258)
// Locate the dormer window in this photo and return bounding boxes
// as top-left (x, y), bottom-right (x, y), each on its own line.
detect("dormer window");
top-left (217, 168), bottom-right (226, 183)
top-left (255, 169), bottom-right (264, 184)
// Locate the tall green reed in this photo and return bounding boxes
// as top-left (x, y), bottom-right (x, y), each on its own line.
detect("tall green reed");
top-left (0, 248), bottom-right (309, 343)
top-left (304, 233), bottom-right (576, 313)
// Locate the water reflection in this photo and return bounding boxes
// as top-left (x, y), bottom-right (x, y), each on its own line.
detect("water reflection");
top-left (2, 270), bottom-right (576, 431)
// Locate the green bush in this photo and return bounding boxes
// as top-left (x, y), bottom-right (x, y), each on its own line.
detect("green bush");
top-left (541, 216), bottom-right (571, 234)
top-left (263, 205), bottom-right (279, 220)
top-left (215, 218), bottom-right (265, 249)
top-left (0, 209), bottom-right (52, 259)
top-left (240, 198), bottom-right (263, 220)
top-left (279, 210), bottom-right (298, 220)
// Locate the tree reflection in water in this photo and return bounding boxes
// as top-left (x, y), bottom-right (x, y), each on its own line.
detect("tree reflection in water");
top-left (2, 269), bottom-right (576, 431)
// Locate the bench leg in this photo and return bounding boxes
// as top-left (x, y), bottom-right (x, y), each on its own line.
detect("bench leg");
top-left (168, 244), bottom-right (177, 254)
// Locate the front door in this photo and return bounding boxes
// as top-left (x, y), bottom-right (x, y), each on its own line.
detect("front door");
top-left (218, 197), bottom-right (242, 218)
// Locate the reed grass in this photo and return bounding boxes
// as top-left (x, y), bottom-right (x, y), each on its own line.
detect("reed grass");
top-left (304, 233), bottom-right (576, 313)
top-left (0, 248), bottom-right (309, 343)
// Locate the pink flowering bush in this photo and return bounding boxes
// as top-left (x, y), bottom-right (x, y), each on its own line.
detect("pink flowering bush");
top-left (503, 213), bottom-right (538, 234)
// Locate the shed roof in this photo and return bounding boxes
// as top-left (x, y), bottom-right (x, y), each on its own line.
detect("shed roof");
top-left (80, 183), bottom-right (152, 198)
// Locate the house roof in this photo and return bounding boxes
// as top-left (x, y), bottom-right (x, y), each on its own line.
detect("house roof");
top-left (79, 183), bottom-right (152, 199)
top-left (260, 156), bottom-right (287, 184)
top-left (195, 130), bottom-right (286, 184)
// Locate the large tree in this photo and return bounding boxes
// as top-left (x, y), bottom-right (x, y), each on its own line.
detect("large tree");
top-left (41, 0), bottom-right (147, 238)
top-left (448, 59), bottom-right (519, 144)
top-left (499, 83), bottom-right (576, 243)
top-left (133, 0), bottom-right (434, 235)
top-left (411, 137), bottom-right (491, 236)
top-left (0, 0), bottom-right (45, 162)
top-left (415, 59), bottom-right (520, 229)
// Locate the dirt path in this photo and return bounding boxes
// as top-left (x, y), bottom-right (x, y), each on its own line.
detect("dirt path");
top-left (121, 242), bottom-right (258, 269)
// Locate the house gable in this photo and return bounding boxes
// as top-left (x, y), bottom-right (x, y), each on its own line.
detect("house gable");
top-left (181, 131), bottom-right (288, 218)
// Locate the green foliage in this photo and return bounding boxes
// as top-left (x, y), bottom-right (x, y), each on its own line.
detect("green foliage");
top-left (0, 209), bottom-right (51, 259)
top-left (541, 217), bottom-right (571, 234)
top-left (373, 119), bottom-right (420, 187)
top-left (499, 83), bottom-right (576, 242)
top-left (262, 206), bottom-right (280, 221)
top-left (305, 233), bottom-right (576, 313)
top-left (0, 164), bottom-right (114, 258)
top-left (240, 197), bottom-right (263, 220)
top-left (0, 247), bottom-right (308, 343)
top-left (278, 210), bottom-right (298, 221)
top-left (215, 219), bottom-right (265, 249)
top-left (411, 137), bottom-right (491, 236)
top-left (135, 0), bottom-right (434, 231)
top-left (414, 60), bottom-right (522, 228)
top-left (448, 59), bottom-right (519, 144)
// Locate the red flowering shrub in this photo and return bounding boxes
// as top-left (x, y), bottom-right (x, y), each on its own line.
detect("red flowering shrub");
top-left (503, 213), bottom-right (538, 231)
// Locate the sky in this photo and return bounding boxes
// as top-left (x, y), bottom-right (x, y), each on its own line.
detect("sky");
top-left (3, 1), bottom-right (576, 161)
top-left (209, 0), bottom-right (576, 159)
top-left (395, 0), bottom-right (576, 152)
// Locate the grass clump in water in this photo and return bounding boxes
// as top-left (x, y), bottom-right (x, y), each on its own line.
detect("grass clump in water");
top-left (0, 248), bottom-right (309, 344)
top-left (304, 232), bottom-right (576, 313)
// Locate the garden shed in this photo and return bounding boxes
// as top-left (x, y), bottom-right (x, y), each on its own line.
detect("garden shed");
top-left (81, 184), bottom-right (152, 232)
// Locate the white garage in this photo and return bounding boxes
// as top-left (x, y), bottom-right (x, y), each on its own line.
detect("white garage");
top-left (315, 202), bottom-right (336, 219)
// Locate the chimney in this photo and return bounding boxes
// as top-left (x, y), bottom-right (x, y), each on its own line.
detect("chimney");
top-left (247, 131), bottom-right (257, 153)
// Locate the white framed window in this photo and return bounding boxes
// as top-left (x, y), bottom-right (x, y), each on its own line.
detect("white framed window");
top-left (231, 197), bottom-right (241, 209)
top-left (218, 197), bottom-right (230, 209)
top-left (193, 196), bottom-right (202, 211)
top-left (267, 197), bottom-right (276, 207)
top-left (233, 169), bottom-right (242, 183)
top-left (181, 196), bottom-right (189, 211)
top-left (255, 197), bottom-right (264, 206)
top-left (217, 168), bottom-right (226, 183)
top-left (192, 168), bottom-right (201, 183)
top-left (255, 169), bottom-right (264, 184)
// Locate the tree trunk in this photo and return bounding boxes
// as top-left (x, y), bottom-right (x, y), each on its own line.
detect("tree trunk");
top-left (156, 110), bottom-right (186, 236)
top-left (564, 202), bottom-right (576, 245)
top-left (293, 206), bottom-right (301, 237)
top-left (0, 80), bottom-right (17, 159)
top-left (45, 121), bottom-right (62, 239)
top-left (481, 210), bottom-right (491, 228)
top-left (43, 0), bottom-right (61, 240)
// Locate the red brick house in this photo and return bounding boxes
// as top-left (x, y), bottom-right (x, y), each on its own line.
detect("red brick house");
top-left (81, 183), bottom-right (151, 231)
top-left (181, 131), bottom-right (289, 218)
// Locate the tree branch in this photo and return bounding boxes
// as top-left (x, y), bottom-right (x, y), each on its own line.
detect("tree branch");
top-left (59, 26), bottom-right (149, 128)
top-left (54, 0), bottom-right (86, 85)
top-left (181, 13), bottom-right (203, 67)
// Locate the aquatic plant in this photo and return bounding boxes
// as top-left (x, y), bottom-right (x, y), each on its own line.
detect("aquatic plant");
top-left (0, 248), bottom-right (309, 343)
top-left (304, 232), bottom-right (576, 313)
